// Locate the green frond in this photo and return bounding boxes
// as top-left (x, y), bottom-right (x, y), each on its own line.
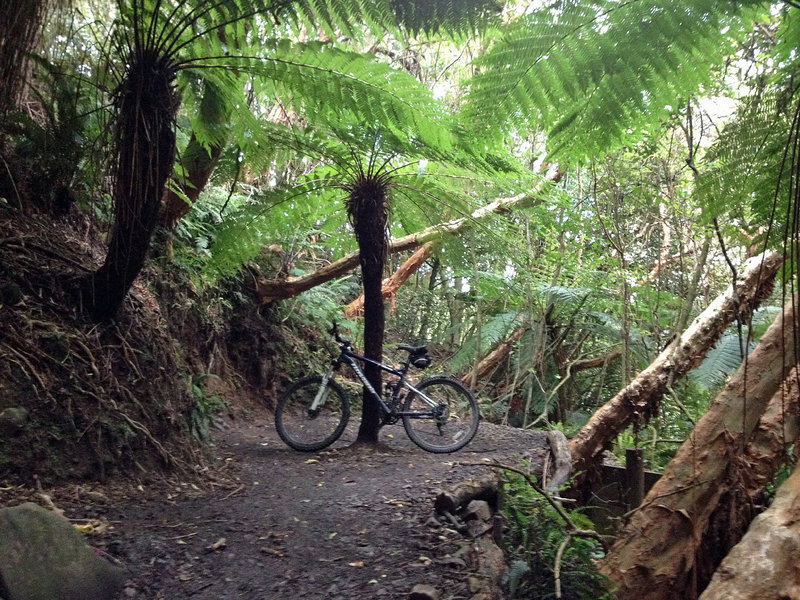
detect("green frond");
top-left (196, 40), bottom-right (454, 152)
top-left (698, 89), bottom-right (792, 234)
top-left (388, 0), bottom-right (502, 37)
top-left (463, 0), bottom-right (767, 159)
top-left (451, 309), bottom-right (525, 372)
top-left (689, 330), bottom-right (751, 390)
top-left (532, 283), bottom-right (590, 306)
top-left (206, 176), bottom-right (346, 276)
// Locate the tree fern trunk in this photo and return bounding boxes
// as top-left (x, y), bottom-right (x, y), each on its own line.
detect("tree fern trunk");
top-left (348, 175), bottom-right (389, 444)
top-left (83, 48), bottom-right (177, 321)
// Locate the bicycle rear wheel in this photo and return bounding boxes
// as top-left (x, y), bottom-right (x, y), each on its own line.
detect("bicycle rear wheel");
top-left (402, 376), bottom-right (479, 453)
top-left (275, 375), bottom-right (350, 451)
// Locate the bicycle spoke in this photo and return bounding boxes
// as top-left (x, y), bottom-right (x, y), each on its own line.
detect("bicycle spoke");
top-left (402, 376), bottom-right (479, 453)
top-left (275, 376), bottom-right (350, 451)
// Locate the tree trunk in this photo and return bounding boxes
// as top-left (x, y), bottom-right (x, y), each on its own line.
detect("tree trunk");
top-left (344, 242), bottom-right (435, 317)
top-left (349, 177), bottom-right (389, 444)
top-left (699, 455), bottom-right (800, 600)
top-left (0, 0), bottom-right (51, 111)
top-left (599, 297), bottom-right (800, 600)
top-left (83, 52), bottom-right (178, 321)
top-left (257, 171), bottom-right (562, 303)
top-left (415, 256), bottom-right (439, 340)
top-left (569, 249), bottom-right (783, 476)
top-left (470, 235), bottom-right (483, 390)
top-left (695, 366), bottom-right (800, 589)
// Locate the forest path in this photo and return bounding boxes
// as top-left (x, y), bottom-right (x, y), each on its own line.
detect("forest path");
top-left (99, 412), bottom-right (548, 599)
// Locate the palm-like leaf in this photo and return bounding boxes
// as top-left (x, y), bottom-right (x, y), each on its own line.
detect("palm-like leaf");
top-left (462, 0), bottom-right (767, 159)
top-left (451, 309), bottom-right (524, 372)
top-left (689, 330), bottom-right (752, 390)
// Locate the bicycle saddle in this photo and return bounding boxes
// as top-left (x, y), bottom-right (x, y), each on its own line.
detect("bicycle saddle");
top-left (397, 344), bottom-right (428, 354)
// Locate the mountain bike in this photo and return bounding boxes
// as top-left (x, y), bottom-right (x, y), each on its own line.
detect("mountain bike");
top-left (275, 322), bottom-right (480, 453)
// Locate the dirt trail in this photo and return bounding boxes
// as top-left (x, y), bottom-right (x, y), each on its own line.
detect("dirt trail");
top-left (91, 413), bottom-right (547, 600)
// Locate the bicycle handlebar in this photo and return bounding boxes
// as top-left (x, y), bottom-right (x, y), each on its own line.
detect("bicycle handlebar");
top-left (330, 321), bottom-right (349, 346)
top-left (330, 321), bottom-right (428, 359)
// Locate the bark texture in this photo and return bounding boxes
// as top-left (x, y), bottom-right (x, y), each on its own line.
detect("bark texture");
top-left (0, 0), bottom-right (52, 110)
top-left (569, 250), bottom-right (783, 475)
top-left (699, 456), bottom-right (800, 600)
top-left (599, 298), bottom-right (800, 600)
top-left (348, 176), bottom-right (389, 444)
top-left (84, 50), bottom-right (177, 321)
top-left (695, 366), bottom-right (800, 587)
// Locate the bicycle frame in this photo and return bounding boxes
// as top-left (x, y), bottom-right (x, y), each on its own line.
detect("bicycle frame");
top-left (310, 345), bottom-right (440, 418)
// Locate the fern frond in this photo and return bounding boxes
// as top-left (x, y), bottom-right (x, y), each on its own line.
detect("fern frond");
top-left (183, 41), bottom-right (455, 152)
top-left (698, 89), bottom-right (792, 231)
top-left (284, 0), bottom-right (501, 41)
top-left (532, 283), bottom-right (590, 306)
top-left (451, 309), bottom-right (524, 372)
top-left (689, 330), bottom-right (752, 390)
top-left (463, 0), bottom-right (767, 159)
top-left (389, 0), bottom-right (502, 37)
top-left (207, 174), bottom-right (346, 276)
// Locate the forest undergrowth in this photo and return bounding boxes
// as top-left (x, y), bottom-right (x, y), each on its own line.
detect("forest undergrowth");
top-left (0, 204), bottom-right (298, 485)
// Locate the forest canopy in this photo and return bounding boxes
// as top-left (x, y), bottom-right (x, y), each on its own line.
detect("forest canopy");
top-left (1, 1), bottom-right (800, 599)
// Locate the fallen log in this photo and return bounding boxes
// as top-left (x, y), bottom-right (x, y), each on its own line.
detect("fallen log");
top-left (699, 454), bottom-right (800, 600)
top-left (344, 242), bottom-right (436, 317)
top-left (434, 475), bottom-right (500, 515)
top-left (460, 326), bottom-right (527, 387)
top-left (695, 365), bottom-right (800, 588)
top-left (569, 249), bottom-right (783, 476)
top-left (256, 168), bottom-right (563, 303)
top-left (544, 429), bottom-right (571, 493)
top-left (599, 297), bottom-right (800, 600)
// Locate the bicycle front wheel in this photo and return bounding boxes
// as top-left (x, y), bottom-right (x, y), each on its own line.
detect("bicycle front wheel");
top-left (275, 375), bottom-right (350, 451)
top-left (402, 376), bottom-right (479, 453)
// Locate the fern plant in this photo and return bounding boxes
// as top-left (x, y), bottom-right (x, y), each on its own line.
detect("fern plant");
top-left (462, 0), bottom-right (768, 160)
top-left (502, 471), bottom-right (612, 599)
top-left (75, 0), bottom-right (504, 320)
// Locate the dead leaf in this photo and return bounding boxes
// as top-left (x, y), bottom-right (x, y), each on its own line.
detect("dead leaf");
top-left (348, 561), bottom-right (365, 567)
top-left (205, 537), bottom-right (227, 552)
top-left (73, 519), bottom-right (109, 535)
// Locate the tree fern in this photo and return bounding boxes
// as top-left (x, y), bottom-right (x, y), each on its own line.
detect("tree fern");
top-left (288, 0), bottom-right (501, 40)
top-left (462, 0), bottom-right (767, 160)
top-left (698, 89), bottom-right (791, 228)
top-left (205, 102), bottom-right (527, 277)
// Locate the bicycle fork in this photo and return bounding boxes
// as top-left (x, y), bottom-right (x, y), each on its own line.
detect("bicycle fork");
top-left (308, 367), bottom-right (336, 416)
